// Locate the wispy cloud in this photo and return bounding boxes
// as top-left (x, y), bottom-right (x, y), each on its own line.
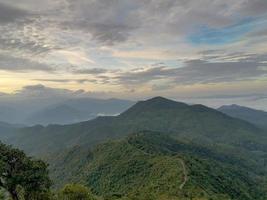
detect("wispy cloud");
top-left (0, 53), bottom-right (54, 72)
top-left (0, 0), bottom-right (267, 107)
top-left (109, 53), bottom-right (267, 87)
top-left (0, 2), bottom-right (29, 24)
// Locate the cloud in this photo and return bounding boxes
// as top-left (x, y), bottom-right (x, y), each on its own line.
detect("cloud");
top-left (0, 0), bottom-right (267, 67)
top-left (115, 67), bottom-right (172, 85)
top-left (73, 68), bottom-right (109, 75)
top-left (113, 53), bottom-right (267, 86)
top-left (15, 84), bottom-right (86, 98)
top-left (0, 0), bottom-right (267, 107)
top-left (0, 2), bottom-right (29, 24)
top-left (178, 59), bottom-right (266, 84)
top-left (247, 28), bottom-right (267, 38)
top-left (61, 0), bottom-right (140, 45)
top-left (0, 53), bottom-right (54, 72)
top-left (1, 0), bottom-right (267, 52)
top-left (239, 0), bottom-right (267, 16)
top-left (0, 92), bottom-right (8, 97)
top-left (51, 0), bottom-right (267, 46)
top-left (33, 78), bottom-right (98, 84)
top-left (33, 79), bottom-right (72, 83)
top-left (190, 93), bottom-right (267, 100)
top-left (4, 84), bottom-right (121, 100)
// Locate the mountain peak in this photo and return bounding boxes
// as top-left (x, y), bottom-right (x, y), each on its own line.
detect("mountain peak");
top-left (143, 96), bottom-right (177, 104)
top-left (142, 96), bottom-right (187, 106)
top-left (119, 97), bottom-right (188, 117)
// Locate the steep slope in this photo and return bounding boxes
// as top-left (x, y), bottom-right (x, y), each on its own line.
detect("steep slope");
top-left (218, 104), bottom-right (267, 130)
top-left (5, 97), bottom-right (267, 157)
top-left (48, 132), bottom-right (266, 200)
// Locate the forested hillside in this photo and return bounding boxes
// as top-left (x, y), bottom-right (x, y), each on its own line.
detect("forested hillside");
top-left (4, 97), bottom-right (267, 158)
top-left (218, 104), bottom-right (267, 130)
top-left (1, 97), bottom-right (267, 199)
top-left (48, 132), bottom-right (266, 200)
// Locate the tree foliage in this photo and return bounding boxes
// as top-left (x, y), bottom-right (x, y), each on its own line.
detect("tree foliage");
top-left (0, 142), bottom-right (51, 200)
top-left (58, 184), bottom-right (95, 200)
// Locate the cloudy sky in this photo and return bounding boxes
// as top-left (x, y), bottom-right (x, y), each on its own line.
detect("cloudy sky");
top-left (0, 0), bottom-right (267, 109)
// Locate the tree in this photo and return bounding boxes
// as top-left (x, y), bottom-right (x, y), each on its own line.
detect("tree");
top-left (58, 184), bottom-right (95, 200)
top-left (0, 142), bottom-right (51, 200)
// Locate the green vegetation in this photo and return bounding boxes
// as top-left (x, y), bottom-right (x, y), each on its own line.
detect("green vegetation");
top-left (49, 132), bottom-right (266, 200)
top-left (0, 189), bottom-right (8, 200)
top-left (218, 104), bottom-right (267, 130)
top-left (0, 142), bottom-right (51, 200)
top-left (1, 131), bottom-right (267, 199)
top-left (1, 97), bottom-right (267, 199)
top-left (0, 142), bottom-right (97, 200)
top-left (5, 97), bottom-right (267, 158)
top-left (57, 184), bottom-right (96, 200)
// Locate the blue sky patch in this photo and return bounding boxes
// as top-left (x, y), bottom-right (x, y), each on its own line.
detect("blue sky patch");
top-left (188, 18), bottom-right (258, 45)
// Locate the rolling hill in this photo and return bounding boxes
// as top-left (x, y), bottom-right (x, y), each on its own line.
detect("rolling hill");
top-left (4, 97), bottom-right (267, 158)
top-left (218, 104), bottom-right (267, 130)
top-left (48, 132), bottom-right (266, 200)
top-left (1, 97), bottom-right (267, 199)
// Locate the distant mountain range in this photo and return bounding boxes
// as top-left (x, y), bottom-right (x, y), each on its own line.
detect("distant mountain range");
top-left (3, 97), bottom-right (266, 157)
top-left (0, 98), bottom-right (134, 125)
top-left (0, 121), bottom-right (23, 141)
top-left (24, 104), bottom-right (94, 125)
top-left (218, 104), bottom-right (267, 130)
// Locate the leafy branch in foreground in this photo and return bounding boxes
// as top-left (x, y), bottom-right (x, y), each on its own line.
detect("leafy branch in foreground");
top-left (0, 142), bottom-right (51, 200)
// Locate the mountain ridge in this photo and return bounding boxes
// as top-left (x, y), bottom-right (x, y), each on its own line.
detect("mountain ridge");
top-left (48, 132), bottom-right (266, 200)
top-left (0, 97), bottom-right (134, 126)
top-left (3, 97), bottom-right (266, 158)
top-left (218, 104), bottom-right (267, 130)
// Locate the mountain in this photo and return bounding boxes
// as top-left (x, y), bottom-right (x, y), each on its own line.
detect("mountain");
top-left (4, 97), bottom-right (267, 159)
top-left (0, 97), bottom-right (65, 124)
top-left (0, 121), bottom-right (23, 142)
top-left (48, 132), bottom-right (266, 200)
top-left (0, 106), bottom-right (21, 124)
top-left (0, 121), bottom-right (19, 131)
top-left (218, 104), bottom-right (267, 130)
top-left (27, 97), bottom-right (134, 125)
top-left (24, 104), bottom-right (94, 125)
top-left (62, 98), bottom-right (135, 115)
top-left (2, 97), bottom-right (267, 199)
top-left (0, 97), bottom-right (134, 125)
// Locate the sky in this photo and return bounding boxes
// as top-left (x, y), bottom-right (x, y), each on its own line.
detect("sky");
top-left (0, 0), bottom-right (267, 109)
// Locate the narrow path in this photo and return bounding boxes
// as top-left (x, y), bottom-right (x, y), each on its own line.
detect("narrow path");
top-left (127, 141), bottom-right (189, 190)
top-left (178, 158), bottom-right (188, 190)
